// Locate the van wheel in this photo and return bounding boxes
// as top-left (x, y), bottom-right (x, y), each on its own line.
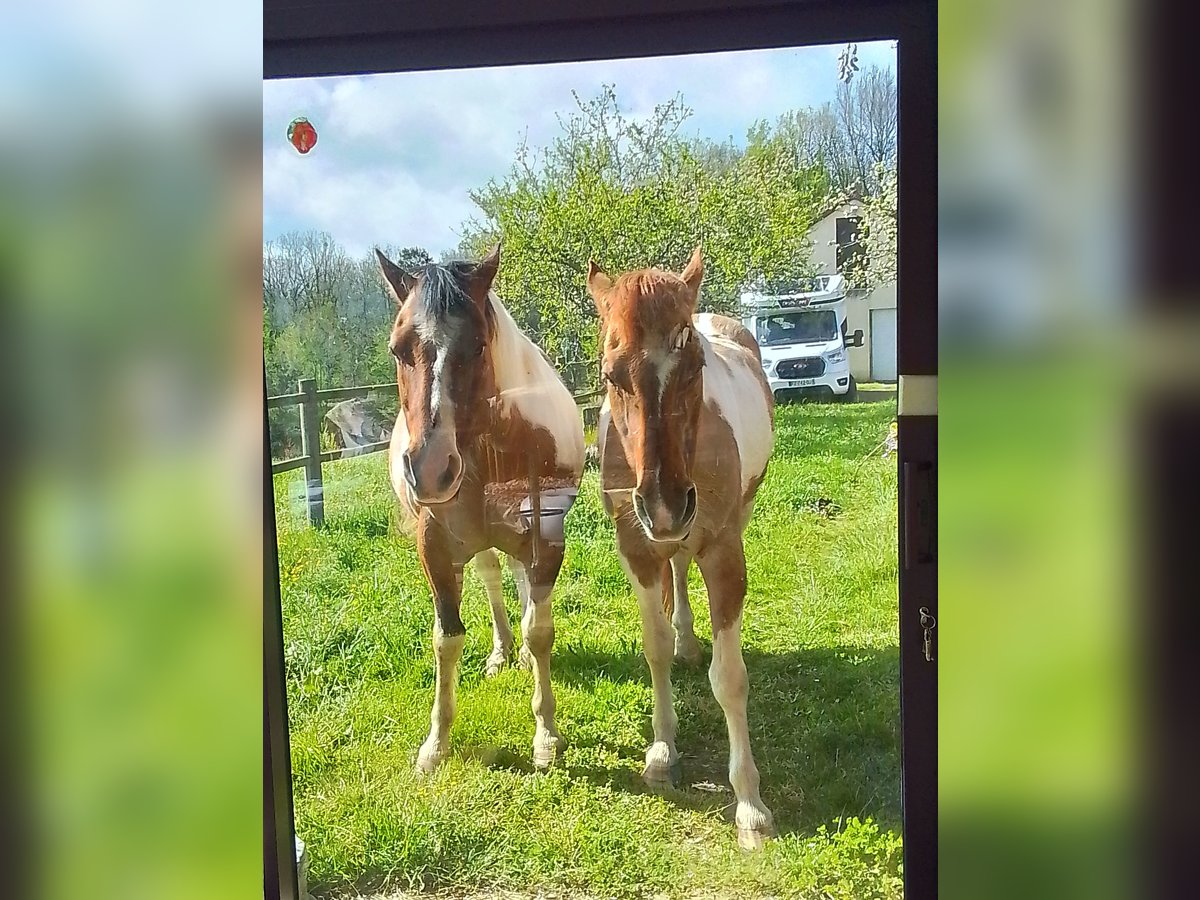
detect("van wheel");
top-left (842, 377), bottom-right (858, 402)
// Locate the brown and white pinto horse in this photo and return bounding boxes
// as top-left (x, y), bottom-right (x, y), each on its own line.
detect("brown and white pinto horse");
top-left (376, 244), bottom-right (585, 772)
top-left (589, 248), bottom-right (776, 849)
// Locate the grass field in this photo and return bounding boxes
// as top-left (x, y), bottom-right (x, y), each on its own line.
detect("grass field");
top-left (275, 400), bottom-right (901, 899)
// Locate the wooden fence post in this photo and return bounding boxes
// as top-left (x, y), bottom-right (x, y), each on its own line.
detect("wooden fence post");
top-left (297, 378), bottom-right (325, 527)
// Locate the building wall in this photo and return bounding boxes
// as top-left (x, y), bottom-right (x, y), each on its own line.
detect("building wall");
top-left (805, 203), bottom-right (897, 383)
top-left (846, 282), bottom-right (896, 381)
top-left (808, 201), bottom-right (862, 276)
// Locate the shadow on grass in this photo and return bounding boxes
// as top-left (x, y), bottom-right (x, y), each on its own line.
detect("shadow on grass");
top-left (477, 644), bottom-right (901, 839)
top-left (301, 649), bottom-right (898, 900)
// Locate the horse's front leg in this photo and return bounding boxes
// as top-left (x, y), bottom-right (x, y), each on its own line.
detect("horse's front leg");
top-left (618, 549), bottom-right (678, 785)
top-left (474, 549), bottom-right (514, 677)
top-left (670, 552), bottom-right (702, 665)
top-left (506, 555), bottom-right (535, 671)
top-left (509, 553), bottom-right (565, 767)
top-left (696, 537), bottom-right (775, 850)
top-left (416, 515), bottom-right (466, 774)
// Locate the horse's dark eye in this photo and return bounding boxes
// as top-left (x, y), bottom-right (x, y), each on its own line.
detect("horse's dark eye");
top-left (602, 369), bottom-right (627, 393)
top-left (474, 343), bottom-right (486, 358)
top-left (391, 341), bottom-right (413, 365)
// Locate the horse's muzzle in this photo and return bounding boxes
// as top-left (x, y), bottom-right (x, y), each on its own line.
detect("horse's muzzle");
top-left (402, 444), bottom-right (463, 505)
top-left (632, 483), bottom-right (697, 543)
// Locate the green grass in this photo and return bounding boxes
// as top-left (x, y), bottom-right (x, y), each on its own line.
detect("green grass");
top-left (276, 401), bottom-right (901, 899)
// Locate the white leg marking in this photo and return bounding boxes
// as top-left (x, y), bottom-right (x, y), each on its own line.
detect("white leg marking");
top-left (710, 617), bottom-right (775, 848)
top-left (417, 620), bottom-right (465, 774)
top-left (515, 562), bottom-right (563, 766)
top-left (671, 553), bottom-right (702, 665)
top-left (619, 556), bottom-right (678, 783)
top-left (475, 550), bottom-right (513, 677)
top-left (508, 557), bottom-right (534, 671)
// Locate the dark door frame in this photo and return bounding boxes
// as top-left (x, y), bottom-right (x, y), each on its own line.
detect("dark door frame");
top-left (263, 2), bottom-right (936, 897)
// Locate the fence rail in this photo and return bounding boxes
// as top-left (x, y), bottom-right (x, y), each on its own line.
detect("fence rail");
top-left (269, 377), bottom-right (601, 526)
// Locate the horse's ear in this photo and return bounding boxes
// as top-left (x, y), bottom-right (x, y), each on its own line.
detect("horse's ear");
top-left (680, 245), bottom-right (704, 299)
top-left (375, 248), bottom-right (416, 307)
top-left (467, 241), bottom-right (501, 310)
top-left (587, 260), bottom-right (613, 317)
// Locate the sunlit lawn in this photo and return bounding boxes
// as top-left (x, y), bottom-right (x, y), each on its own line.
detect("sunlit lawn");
top-left (276, 401), bottom-right (901, 899)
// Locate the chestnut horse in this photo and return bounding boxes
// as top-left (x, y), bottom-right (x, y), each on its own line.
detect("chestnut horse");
top-left (376, 244), bottom-right (585, 772)
top-left (589, 248), bottom-right (776, 849)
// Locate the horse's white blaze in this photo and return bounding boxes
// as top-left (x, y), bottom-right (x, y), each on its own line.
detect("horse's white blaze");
top-left (695, 313), bottom-right (773, 494)
top-left (488, 292), bottom-right (585, 473)
top-left (650, 346), bottom-right (678, 403)
top-left (428, 346), bottom-right (455, 424)
top-left (654, 323), bottom-right (692, 401)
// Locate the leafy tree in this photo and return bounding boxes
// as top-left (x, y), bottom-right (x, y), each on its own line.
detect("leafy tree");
top-left (751, 65), bottom-right (897, 195)
top-left (262, 80), bottom-right (898, 455)
top-left (263, 234), bottom-right (427, 454)
top-left (383, 246), bottom-right (434, 275)
top-left (263, 234), bottom-right (432, 391)
top-left (841, 163), bottom-right (897, 290)
top-left (458, 86), bottom-right (830, 390)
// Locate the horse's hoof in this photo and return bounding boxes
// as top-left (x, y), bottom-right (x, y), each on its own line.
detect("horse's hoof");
top-left (642, 764), bottom-right (678, 788)
top-left (415, 741), bottom-right (448, 775)
top-left (532, 730), bottom-right (566, 769)
top-left (734, 802), bottom-right (775, 850)
top-left (673, 637), bottom-right (703, 667)
top-left (737, 827), bottom-right (772, 851)
top-left (484, 649), bottom-right (509, 678)
top-left (517, 644), bottom-right (534, 671)
top-left (642, 741), bottom-right (679, 786)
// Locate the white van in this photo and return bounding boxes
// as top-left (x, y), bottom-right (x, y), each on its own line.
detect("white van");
top-left (740, 275), bottom-right (865, 402)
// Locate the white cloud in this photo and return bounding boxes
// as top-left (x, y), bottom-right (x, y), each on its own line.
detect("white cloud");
top-left (264, 42), bottom-right (895, 258)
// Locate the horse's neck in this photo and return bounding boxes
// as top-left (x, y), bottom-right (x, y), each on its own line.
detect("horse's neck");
top-left (488, 293), bottom-right (547, 409)
top-left (697, 330), bottom-right (721, 397)
top-left (484, 292), bottom-right (584, 475)
top-left (695, 327), bottom-right (774, 494)
top-left (697, 328), bottom-right (742, 398)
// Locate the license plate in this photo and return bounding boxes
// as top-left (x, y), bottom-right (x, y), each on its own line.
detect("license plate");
top-left (787, 378), bottom-right (817, 388)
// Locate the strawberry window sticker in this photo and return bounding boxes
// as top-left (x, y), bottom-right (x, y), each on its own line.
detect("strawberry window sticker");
top-left (287, 117), bottom-right (318, 154)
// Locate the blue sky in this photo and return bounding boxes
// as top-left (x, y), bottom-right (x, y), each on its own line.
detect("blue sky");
top-left (264, 41), bottom-right (895, 258)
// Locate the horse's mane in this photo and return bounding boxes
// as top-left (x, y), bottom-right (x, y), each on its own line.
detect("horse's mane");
top-left (412, 261), bottom-right (478, 319)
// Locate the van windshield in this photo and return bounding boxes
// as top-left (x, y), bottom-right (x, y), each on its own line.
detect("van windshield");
top-left (756, 310), bottom-right (838, 346)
